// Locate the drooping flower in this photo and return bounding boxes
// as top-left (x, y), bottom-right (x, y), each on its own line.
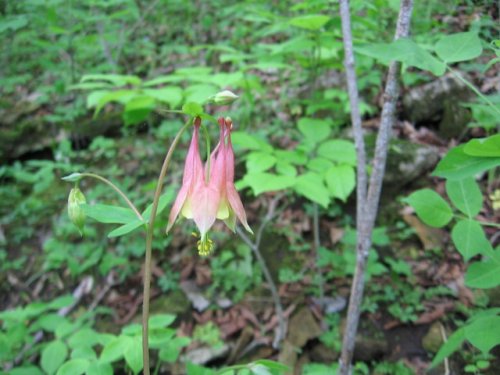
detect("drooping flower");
top-left (167, 116), bottom-right (252, 255)
top-left (218, 117), bottom-right (253, 234)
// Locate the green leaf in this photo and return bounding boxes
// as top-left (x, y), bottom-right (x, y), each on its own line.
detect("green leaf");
top-left (451, 219), bottom-right (492, 261)
top-left (124, 337), bottom-right (143, 374)
top-left (149, 314), bottom-right (176, 328)
top-left (143, 87), bottom-right (183, 108)
top-left (42, 341), bottom-right (68, 374)
top-left (55, 359), bottom-right (89, 375)
top-left (242, 172), bottom-right (295, 195)
top-left (158, 337), bottom-right (191, 363)
top-left (463, 134), bottom-right (500, 157)
top-left (465, 315), bottom-right (500, 353)
top-left (68, 328), bottom-right (100, 349)
top-left (405, 189), bottom-right (453, 228)
top-left (274, 150), bottom-right (307, 165)
top-left (275, 161), bottom-right (297, 176)
top-left (231, 132), bottom-right (273, 152)
top-left (430, 327), bottom-right (465, 368)
top-left (246, 152), bottom-right (277, 173)
top-left (356, 39), bottom-right (446, 76)
top-left (100, 336), bottom-right (132, 363)
top-left (294, 172), bottom-right (330, 208)
top-left (81, 204), bottom-right (138, 224)
top-left (182, 102), bottom-right (203, 116)
top-left (107, 220), bottom-right (144, 238)
top-left (34, 313), bottom-right (66, 332)
top-left (317, 140), bottom-right (356, 166)
top-left (70, 347), bottom-right (97, 361)
top-left (445, 177), bottom-right (482, 217)
top-left (466, 260), bottom-right (500, 289)
top-left (123, 95), bottom-right (155, 125)
top-left (9, 367), bottom-right (44, 375)
top-left (249, 364), bottom-right (271, 375)
top-left (81, 74), bottom-right (142, 86)
top-left (62, 173), bottom-right (83, 182)
top-left (325, 165), bottom-right (355, 202)
top-left (48, 295), bottom-right (75, 309)
top-left (433, 145), bottom-right (500, 180)
top-left (94, 90), bottom-right (135, 114)
top-left (297, 118), bottom-right (331, 143)
top-left (142, 190), bottom-right (175, 220)
top-left (85, 363), bottom-right (113, 375)
top-left (253, 359), bottom-right (290, 372)
top-left (289, 14), bottom-right (330, 30)
top-left (435, 32), bottom-right (483, 63)
top-left (307, 158), bottom-right (334, 173)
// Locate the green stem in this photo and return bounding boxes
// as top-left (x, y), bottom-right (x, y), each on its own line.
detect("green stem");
top-left (215, 364), bottom-right (249, 375)
top-left (79, 173), bottom-right (143, 221)
top-left (447, 66), bottom-right (500, 117)
top-left (142, 119), bottom-right (192, 375)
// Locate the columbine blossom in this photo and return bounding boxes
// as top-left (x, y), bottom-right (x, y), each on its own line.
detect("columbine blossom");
top-left (167, 117), bottom-right (252, 255)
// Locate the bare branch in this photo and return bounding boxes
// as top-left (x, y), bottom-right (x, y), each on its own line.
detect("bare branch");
top-left (338, 1), bottom-right (414, 374)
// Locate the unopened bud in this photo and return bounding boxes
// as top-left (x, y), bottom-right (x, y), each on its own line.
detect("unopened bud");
top-left (68, 187), bottom-right (86, 235)
top-left (212, 90), bottom-right (238, 105)
top-left (225, 117), bottom-right (233, 130)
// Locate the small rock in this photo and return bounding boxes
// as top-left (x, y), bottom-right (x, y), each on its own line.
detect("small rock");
top-left (422, 322), bottom-right (444, 353)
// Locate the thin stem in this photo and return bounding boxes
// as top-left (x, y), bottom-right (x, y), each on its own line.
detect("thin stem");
top-left (446, 66), bottom-right (500, 117)
top-left (312, 203), bottom-right (324, 302)
top-left (236, 194), bottom-right (286, 349)
top-left (142, 119), bottom-right (192, 375)
top-left (79, 172), bottom-right (143, 221)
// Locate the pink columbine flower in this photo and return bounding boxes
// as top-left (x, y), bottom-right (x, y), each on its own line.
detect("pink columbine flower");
top-left (167, 117), bottom-right (252, 256)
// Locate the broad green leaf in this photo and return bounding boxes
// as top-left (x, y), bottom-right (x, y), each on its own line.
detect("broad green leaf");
top-left (465, 315), bottom-right (500, 353)
top-left (275, 161), bottom-right (297, 176)
top-left (55, 359), bottom-right (89, 375)
top-left (42, 340), bottom-right (68, 374)
top-left (184, 84), bottom-right (218, 104)
top-left (445, 177), bottom-right (482, 217)
top-left (297, 118), bottom-right (331, 143)
top-left (149, 314), bottom-right (176, 328)
top-left (158, 337), bottom-right (191, 363)
top-left (253, 359), bottom-right (290, 372)
top-left (143, 87), bottom-right (183, 108)
top-left (325, 165), bottom-right (355, 202)
top-left (94, 90), bottom-right (135, 114)
top-left (405, 189), bottom-right (452, 228)
top-left (182, 102), bottom-right (203, 116)
top-left (231, 132), bottom-right (273, 152)
top-left (34, 313), bottom-right (66, 332)
top-left (356, 39), bottom-right (446, 76)
top-left (100, 336), bottom-right (133, 363)
top-left (9, 367), bottom-right (44, 375)
top-left (317, 140), bottom-right (356, 166)
top-left (249, 364), bottom-right (271, 375)
top-left (70, 347), bottom-right (97, 361)
top-left (81, 74), bottom-right (142, 86)
top-left (464, 134), bottom-right (500, 157)
top-left (466, 260), bottom-right (500, 289)
top-left (48, 295), bottom-right (74, 309)
top-left (85, 362), bottom-right (112, 375)
top-left (294, 172), bottom-right (330, 208)
top-left (246, 152), bottom-right (276, 172)
top-left (289, 14), bottom-right (330, 30)
top-left (81, 204), bottom-right (138, 224)
top-left (124, 337), bottom-right (143, 374)
top-left (68, 328), bottom-right (100, 349)
top-left (307, 158), bottom-right (334, 173)
top-left (430, 327), bottom-right (465, 368)
top-left (242, 172), bottom-right (295, 195)
top-left (107, 220), bottom-right (144, 238)
top-left (451, 219), bottom-right (492, 261)
top-left (433, 145), bottom-right (500, 180)
top-left (123, 95), bottom-right (155, 125)
top-left (435, 32), bottom-right (483, 63)
top-left (273, 150), bottom-right (307, 165)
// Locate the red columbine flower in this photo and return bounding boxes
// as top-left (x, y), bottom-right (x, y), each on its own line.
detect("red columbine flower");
top-left (167, 117), bottom-right (252, 256)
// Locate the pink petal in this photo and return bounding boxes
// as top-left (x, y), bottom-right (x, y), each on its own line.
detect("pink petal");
top-left (226, 184), bottom-right (253, 234)
top-left (191, 183), bottom-right (221, 237)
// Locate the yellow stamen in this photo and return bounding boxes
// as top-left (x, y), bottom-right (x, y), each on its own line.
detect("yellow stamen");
top-left (197, 234), bottom-right (214, 256)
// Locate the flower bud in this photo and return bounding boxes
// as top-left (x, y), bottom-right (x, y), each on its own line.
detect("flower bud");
top-left (68, 187), bottom-right (86, 235)
top-left (212, 90), bottom-right (238, 105)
